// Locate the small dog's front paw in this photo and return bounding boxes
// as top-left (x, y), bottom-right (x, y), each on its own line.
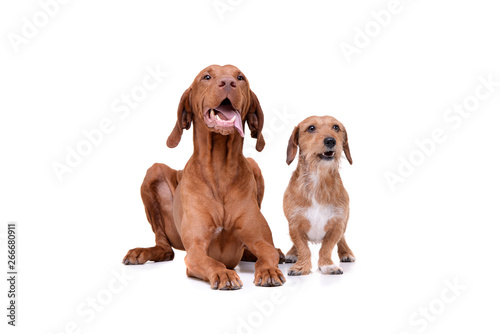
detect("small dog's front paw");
top-left (288, 264), bottom-right (312, 276)
top-left (254, 267), bottom-right (286, 287)
top-left (339, 253), bottom-right (356, 262)
top-left (285, 254), bottom-right (298, 263)
top-left (319, 264), bottom-right (343, 275)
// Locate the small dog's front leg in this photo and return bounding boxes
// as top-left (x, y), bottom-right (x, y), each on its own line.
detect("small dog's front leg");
top-left (318, 229), bottom-right (344, 275)
top-left (288, 229), bottom-right (312, 276)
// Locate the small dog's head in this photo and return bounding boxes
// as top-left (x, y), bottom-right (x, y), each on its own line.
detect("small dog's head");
top-left (286, 116), bottom-right (352, 169)
top-left (167, 64), bottom-right (265, 151)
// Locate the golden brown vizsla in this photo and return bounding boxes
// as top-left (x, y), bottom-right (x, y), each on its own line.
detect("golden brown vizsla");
top-left (123, 65), bottom-right (286, 290)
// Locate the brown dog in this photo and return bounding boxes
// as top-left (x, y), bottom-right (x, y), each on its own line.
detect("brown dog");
top-left (123, 65), bottom-right (285, 290)
top-left (283, 116), bottom-right (356, 276)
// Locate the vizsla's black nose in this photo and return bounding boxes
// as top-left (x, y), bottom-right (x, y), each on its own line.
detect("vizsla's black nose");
top-left (218, 76), bottom-right (237, 92)
top-left (324, 137), bottom-right (336, 148)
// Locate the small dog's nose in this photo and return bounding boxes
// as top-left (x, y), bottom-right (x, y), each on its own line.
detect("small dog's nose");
top-left (218, 76), bottom-right (237, 92)
top-left (324, 137), bottom-right (336, 148)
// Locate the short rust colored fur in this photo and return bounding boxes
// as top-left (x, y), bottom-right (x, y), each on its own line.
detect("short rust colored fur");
top-left (283, 116), bottom-right (355, 276)
top-left (123, 65), bottom-right (285, 290)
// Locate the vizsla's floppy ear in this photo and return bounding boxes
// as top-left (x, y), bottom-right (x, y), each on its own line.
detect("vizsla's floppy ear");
top-left (343, 127), bottom-right (353, 165)
top-left (167, 88), bottom-right (192, 148)
top-left (286, 126), bottom-right (299, 165)
top-left (246, 90), bottom-right (265, 152)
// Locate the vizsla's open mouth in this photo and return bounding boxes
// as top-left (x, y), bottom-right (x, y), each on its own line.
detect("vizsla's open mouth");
top-left (204, 98), bottom-right (244, 137)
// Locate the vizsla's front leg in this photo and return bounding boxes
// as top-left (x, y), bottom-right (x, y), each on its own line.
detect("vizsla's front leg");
top-left (182, 221), bottom-right (243, 290)
top-left (235, 211), bottom-right (286, 287)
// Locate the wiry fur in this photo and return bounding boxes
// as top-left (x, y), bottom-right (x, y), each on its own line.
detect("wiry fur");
top-left (283, 115), bottom-right (356, 276)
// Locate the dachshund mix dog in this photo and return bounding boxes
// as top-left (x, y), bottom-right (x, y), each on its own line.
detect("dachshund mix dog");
top-left (123, 65), bottom-right (286, 290)
top-left (283, 116), bottom-right (356, 276)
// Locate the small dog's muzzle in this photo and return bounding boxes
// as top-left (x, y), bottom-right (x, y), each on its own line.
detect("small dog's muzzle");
top-left (324, 137), bottom-right (336, 149)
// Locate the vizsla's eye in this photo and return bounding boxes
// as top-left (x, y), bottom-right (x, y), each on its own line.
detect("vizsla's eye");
top-left (203, 75), bottom-right (211, 80)
top-left (333, 125), bottom-right (340, 132)
top-left (307, 125), bottom-right (316, 133)
top-left (237, 75), bottom-right (244, 81)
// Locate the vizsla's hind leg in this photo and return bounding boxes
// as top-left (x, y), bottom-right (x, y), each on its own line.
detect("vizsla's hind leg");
top-left (123, 163), bottom-right (184, 265)
top-left (240, 158), bottom-right (285, 264)
top-left (285, 245), bottom-right (298, 263)
top-left (240, 248), bottom-right (258, 262)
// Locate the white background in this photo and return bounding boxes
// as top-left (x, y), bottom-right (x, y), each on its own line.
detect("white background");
top-left (1, 0), bottom-right (500, 333)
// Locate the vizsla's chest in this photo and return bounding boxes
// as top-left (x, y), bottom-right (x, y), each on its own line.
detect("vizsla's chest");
top-left (303, 198), bottom-right (344, 243)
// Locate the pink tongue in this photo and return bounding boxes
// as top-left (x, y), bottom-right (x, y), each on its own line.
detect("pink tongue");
top-left (214, 105), bottom-right (244, 137)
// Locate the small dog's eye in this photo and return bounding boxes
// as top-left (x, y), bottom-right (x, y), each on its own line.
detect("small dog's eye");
top-left (333, 125), bottom-right (340, 132)
top-left (307, 125), bottom-right (316, 133)
top-left (203, 75), bottom-right (211, 80)
top-left (237, 75), bottom-right (244, 81)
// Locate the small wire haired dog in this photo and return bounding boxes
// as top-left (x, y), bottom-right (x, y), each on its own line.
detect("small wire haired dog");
top-left (283, 115), bottom-right (356, 275)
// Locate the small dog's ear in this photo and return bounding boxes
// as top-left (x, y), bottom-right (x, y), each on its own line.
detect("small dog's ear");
top-left (343, 128), bottom-right (353, 165)
top-left (167, 87), bottom-right (192, 148)
top-left (286, 126), bottom-right (299, 165)
top-left (246, 90), bottom-right (265, 152)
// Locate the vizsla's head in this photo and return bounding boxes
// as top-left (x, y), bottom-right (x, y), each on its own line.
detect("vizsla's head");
top-left (286, 116), bottom-right (352, 170)
top-left (167, 65), bottom-right (265, 151)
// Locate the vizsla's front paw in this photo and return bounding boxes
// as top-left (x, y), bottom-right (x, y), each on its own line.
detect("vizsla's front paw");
top-left (209, 269), bottom-right (243, 290)
top-left (254, 267), bottom-right (286, 287)
top-left (288, 264), bottom-right (312, 276)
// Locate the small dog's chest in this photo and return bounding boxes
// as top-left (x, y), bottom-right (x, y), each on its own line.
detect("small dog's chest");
top-left (304, 198), bottom-right (344, 243)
